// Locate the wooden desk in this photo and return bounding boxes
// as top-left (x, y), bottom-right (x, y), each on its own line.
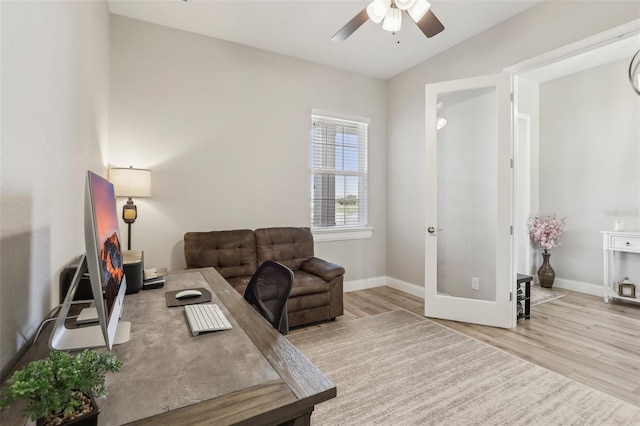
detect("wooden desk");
top-left (2, 268), bottom-right (336, 425)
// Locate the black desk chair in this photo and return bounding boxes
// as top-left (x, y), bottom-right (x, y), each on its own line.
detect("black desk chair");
top-left (244, 261), bottom-right (294, 335)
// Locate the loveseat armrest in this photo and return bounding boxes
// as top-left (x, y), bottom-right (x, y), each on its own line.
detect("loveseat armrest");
top-left (301, 257), bottom-right (345, 281)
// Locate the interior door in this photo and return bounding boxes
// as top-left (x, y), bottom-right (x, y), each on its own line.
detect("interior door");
top-left (424, 73), bottom-right (515, 328)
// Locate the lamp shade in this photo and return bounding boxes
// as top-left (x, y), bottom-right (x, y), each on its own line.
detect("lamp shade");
top-left (109, 167), bottom-right (151, 198)
top-left (366, 0), bottom-right (390, 24)
top-left (394, 0), bottom-right (416, 11)
top-left (382, 6), bottom-right (402, 32)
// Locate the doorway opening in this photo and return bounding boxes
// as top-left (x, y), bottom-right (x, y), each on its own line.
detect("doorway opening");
top-left (510, 20), bottom-right (640, 295)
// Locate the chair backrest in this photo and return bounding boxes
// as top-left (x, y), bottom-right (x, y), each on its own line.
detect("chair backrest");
top-left (243, 261), bottom-right (294, 335)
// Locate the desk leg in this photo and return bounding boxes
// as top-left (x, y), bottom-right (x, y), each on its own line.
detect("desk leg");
top-left (280, 411), bottom-right (312, 426)
top-left (524, 280), bottom-right (531, 320)
top-left (603, 249), bottom-right (610, 303)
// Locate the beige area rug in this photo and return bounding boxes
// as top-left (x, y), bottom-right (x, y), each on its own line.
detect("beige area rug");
top-left (288, 310), bottom-right (640, 425)
top-left (530, 285), bottom-right (564, 306)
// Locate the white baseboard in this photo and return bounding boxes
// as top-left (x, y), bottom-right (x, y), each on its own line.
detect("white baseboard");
top-left (553, 277), bottom-right (603, 297)
top-left (344, 276), bottom-right (425, 299)
top-left (385, 277), bottom-right (425, 299)
top-left (345, 276), bottom-right (599, 298)
top-left (343, 276), bottom-right (387, 292)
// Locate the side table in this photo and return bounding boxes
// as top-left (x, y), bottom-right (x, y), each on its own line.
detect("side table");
top-left (601, 230), bottom-right (639, 304)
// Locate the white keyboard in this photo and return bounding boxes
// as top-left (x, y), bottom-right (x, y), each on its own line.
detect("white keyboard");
top-left (184, 303), bottom-right (232, 336)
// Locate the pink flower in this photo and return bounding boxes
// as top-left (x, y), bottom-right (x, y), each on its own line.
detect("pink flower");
top-left (528, 214), bottom-right (566, 252)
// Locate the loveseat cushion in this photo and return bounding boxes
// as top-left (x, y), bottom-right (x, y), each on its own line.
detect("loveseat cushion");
top-left (290, 270), bottom-right (331, 297)
top-left (255, 227), bottom-right (314, 270)
top-left (184, 230), bottom-right (257, 279)
top-left (301, 257), bottom-right (345, 282)
top-left (287, 290), bottom-right (331, 312)
top-left (225, 276), bottom-right (253, 295)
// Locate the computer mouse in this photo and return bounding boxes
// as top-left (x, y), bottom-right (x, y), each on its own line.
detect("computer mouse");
top-left (175, 289), bottom-right (202, 299)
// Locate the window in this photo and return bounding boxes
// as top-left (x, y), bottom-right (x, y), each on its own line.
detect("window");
top-left (310, 111), bottom-right (369, 234)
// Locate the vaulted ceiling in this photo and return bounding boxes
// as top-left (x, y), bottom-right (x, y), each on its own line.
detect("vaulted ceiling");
top-left (107, 0), bottom-right (541, 80)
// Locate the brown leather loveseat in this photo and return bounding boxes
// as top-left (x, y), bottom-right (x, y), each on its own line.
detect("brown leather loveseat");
top-left (183, 227), bottom-right (344, 328)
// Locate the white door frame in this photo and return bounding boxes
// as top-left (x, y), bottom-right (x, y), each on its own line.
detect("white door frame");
top-left (507, 19), bottom-right (640, 287)
top-left (505, 21), bottom-right (640, 76)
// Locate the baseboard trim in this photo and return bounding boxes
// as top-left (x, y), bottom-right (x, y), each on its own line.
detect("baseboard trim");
top-left (343, 276), bottom-right (387, 292)
top-left (344, 276), bottom-right (426, 299)
top-left (553, 277), bottom-right (603, 297)
top-left (385, 277), bottom-right (425, 299)
top-left (345, 276), bottom-right (599, 298)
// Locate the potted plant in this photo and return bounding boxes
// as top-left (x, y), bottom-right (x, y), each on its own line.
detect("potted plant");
top-left (0, 349), bottom-right (122, 426)
top-left (528, 214), bottom-right (567, 288)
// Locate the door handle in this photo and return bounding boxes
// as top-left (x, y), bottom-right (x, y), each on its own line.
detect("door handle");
top-left (427, 227), bottom-right (443, 234)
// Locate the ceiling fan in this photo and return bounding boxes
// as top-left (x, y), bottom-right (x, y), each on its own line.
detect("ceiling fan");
top-left (332, 0), bottom-right (444, 41)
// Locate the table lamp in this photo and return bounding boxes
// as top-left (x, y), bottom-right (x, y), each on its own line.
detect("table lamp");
top-left (109, 167), bottom-right (151, 250)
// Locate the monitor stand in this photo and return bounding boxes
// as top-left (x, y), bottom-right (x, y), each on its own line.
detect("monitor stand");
top-left (77, 306), bottom-right (99, 325)
top-left (49, 255), bottom-right (131, 351)
top-left (50, 321), bottom-right (131, 351)
top-left (77, 306), bottom-right (124, 325)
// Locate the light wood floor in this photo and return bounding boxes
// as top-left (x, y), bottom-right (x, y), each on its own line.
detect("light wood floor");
top-left (302, 286), bottom-right (640, 407)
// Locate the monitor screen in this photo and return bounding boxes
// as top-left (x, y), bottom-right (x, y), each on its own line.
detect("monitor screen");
top-left (86, 171), bottom-right (125, 332)
top-left (49, 171), bottom-right (130, 351)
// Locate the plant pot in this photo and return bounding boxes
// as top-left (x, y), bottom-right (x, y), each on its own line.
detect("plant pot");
top-left (538, 252), bottom-right (555, 289)
top-left (36, 393), bottom-right (99, 426)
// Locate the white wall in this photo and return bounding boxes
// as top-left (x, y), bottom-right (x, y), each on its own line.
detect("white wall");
top-left (0, 0), bottom-right (110, 377)
top-left (387, 1), bottom-right (640, 288)
top-left (109, 16), bottom-right (387, 281)
top-left (539, 58), bottom-right (640, 287)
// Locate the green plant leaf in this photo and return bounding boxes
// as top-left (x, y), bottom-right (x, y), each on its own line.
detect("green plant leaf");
top-left (0, 349), bottom-right (121, 421)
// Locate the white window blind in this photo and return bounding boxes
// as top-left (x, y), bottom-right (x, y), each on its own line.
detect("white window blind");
top-left (310, 112), bottom-right (368, 229)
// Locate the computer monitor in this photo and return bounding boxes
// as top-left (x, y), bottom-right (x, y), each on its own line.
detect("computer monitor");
top-left (50, 171), bottom-right (131, 351)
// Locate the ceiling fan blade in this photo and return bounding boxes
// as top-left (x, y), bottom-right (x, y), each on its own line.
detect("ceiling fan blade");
top-left (331, 8), bottom-right (369, 41)
top-left (415, 9), bottom-right (445, 38)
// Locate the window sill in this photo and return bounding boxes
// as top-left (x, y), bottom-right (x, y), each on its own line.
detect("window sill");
top-left (312, 227), bottom-right (374, 242)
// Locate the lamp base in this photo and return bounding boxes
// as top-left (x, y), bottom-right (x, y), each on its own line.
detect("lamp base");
top-left (127, 222), bottom-right (132, 251)
top-left (122, 198), bottom-right (137, 250)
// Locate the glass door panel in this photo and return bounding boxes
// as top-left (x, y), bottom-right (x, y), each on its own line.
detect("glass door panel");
top-left (436, 87), bottom-right (497, 302)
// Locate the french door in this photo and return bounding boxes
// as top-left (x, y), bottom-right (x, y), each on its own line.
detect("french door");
top-left (424, 73), bottom-right (515, 328)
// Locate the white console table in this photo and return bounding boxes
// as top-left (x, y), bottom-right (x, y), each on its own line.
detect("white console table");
top-left (601, 230), bottom-right (640, 304)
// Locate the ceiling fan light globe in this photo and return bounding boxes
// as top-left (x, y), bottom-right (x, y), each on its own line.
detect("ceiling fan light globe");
top-left (395, 0), bottom-right (416, 11)
top-left (367, 0), bottom-right (391, 24)
top-left (382, 7), bottom-right (402, 32)
top-left (408, 0), bottom-right (431, 22)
